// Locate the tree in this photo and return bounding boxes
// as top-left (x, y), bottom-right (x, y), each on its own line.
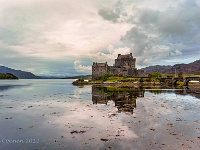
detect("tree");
top-left (101, 73), bottom-right (113, 81)
top-left (0, 73), bottom-right (18, 79)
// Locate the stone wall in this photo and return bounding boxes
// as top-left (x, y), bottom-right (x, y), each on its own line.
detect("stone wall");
top-left (92, 62), bottom-right (108, 80)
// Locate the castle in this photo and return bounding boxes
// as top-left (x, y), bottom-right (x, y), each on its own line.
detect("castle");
top-left (92, 53), bottom-right (144, 80)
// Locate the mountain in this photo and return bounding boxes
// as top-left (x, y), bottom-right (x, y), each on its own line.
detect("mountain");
top-left (142, 59), bottom-right (200, 74)
top-left (0, 66), bottom-right (41, 79)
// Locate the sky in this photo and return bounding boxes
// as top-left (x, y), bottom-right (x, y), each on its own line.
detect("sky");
top-left (0, 0), bottom-right (200, 76)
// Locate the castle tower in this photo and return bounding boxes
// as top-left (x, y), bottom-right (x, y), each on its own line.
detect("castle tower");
top-left (92, 62), bottom-right (108, 80)
top-left (115, 53), bottom-right (136, 69)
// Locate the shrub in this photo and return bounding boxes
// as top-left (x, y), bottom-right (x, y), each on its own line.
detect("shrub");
top-left (148, 72), bottom-right (162, 78)
top-left (139, 78), bottom-right (144, 82)
top-left (167, 75), bottom-right (174, 78)
top-left (145, 78), bottom-right (151, 82)
top-left (101, 73), bottom-right (113, 81)
top-left (78, 78), bottom-right (84, 82)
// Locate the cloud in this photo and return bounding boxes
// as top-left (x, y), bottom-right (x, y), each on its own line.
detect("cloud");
top-left (74, 60), bottom-right (91, 73)
top-left (0, 0), bottom-right (132, 75)
top-left (90, 45), bottom-right (131, 66)
top-left (0, 0), bottom-right (200, 75)
top-left (0, 0), bottom-right (131, 59)
top-left (98, 0), bottom-right (200, 67)
top-left (98, 1), bottom-right (124, 23)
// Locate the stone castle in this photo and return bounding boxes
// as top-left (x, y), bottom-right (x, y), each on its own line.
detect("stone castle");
top-left (92, 53), bottom-right (144, 80)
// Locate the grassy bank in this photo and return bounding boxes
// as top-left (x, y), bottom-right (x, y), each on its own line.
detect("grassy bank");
top-left (94, 76), bottom-right (160, 83)
top-left (72, 73), bottom-right (200, 87)
top-left (161, 73), bottom-right (200, 78)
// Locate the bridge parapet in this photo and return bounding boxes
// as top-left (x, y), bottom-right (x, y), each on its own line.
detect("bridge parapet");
top-left (185, 77), bottom-right (200, 81)
top-left (160, 78), bottom-right (173, 85)
top-left (160, 77), bottom-right (200, 86)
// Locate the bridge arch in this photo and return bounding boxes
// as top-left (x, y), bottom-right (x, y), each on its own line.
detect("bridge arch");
top-left (173, 78), bottom-right (184, 86)
top-left (184, 77), bottom-right (200, 86)
top-left (173, 80), bottom-right (179, 85)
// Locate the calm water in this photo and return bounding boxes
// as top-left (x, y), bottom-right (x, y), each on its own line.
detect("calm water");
top-left (0, 79), bottom-right (199, 150)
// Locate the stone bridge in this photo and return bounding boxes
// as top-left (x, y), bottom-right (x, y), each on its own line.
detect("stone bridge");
top-left (160, 77), bottom-right (200, 86)
top-left (184, 77), bottom-right (200, 86)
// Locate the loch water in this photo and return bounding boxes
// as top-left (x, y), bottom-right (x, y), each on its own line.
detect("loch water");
top-left (0, 79), bottom-right (199, 150)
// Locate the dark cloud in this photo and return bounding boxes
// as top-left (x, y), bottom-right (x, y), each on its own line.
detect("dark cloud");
top-left (98, 0), bottom-right (200, 66)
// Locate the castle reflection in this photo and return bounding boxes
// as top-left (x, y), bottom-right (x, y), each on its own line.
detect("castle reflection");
top-left (92, 86), bottom-right (145, 113)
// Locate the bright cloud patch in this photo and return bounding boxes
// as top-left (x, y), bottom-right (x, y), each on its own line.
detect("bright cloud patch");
top-left (74, 60), bottom-right (91, 73)
top-left (91, 45), bottom-right (131, 65)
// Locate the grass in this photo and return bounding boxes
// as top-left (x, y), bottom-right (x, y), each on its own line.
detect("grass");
top-left (95, 76), bottom-right (161, 83)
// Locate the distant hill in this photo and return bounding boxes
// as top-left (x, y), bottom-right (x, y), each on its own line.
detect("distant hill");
top-left (0, 66), bottom-right (41, 79)
top-left (39, 76), bottom-right (64, 79)
top-left (142, 59), bottom-right (200, 74)
top-left (63, 75), bottom-right (92, 79)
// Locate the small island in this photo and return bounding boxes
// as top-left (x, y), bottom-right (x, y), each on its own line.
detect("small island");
top-left (0, 73), bottom-right (18, 79)
top-left (73, 73), bottom-right (172, 86)
top-left (72, 53), bottom-right (200, 94)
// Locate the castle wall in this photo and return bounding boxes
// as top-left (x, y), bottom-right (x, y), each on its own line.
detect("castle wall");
top-left (92, 62), bottom-right (108, 80)
top-left (137, 69), bottom-right (145, 77)
top-left (127, 68), bottom-right (138, 77)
